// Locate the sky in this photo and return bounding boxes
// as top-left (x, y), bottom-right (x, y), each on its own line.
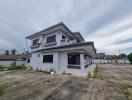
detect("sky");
top-left (0, 0), bottom-right (132, 55)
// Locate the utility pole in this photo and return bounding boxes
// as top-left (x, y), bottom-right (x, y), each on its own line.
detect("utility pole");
top-left (25, 39), bottom-right (29, 52)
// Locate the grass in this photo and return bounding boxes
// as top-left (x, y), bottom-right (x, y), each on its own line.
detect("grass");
top-left (0, 64), bottom-right (27, 71)
top-left (122, 83), bottom-right (132, 100)
top-left (88, 65), bottom-right (99, 78)
top-left (0, 80), bottom-right (8, 96)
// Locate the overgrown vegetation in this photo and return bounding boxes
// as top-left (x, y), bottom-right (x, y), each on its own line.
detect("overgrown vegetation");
top-left (0, 64), bottom-right (27, 71)
top-left (0, 66), bottom-right (6, 71)
top-left (122, 83), bottom-right (132, 100)
top-left (128, 53), bottom-right (132, 64)
top-left (7, 64), bottom-right (26, 70)
top-left (88, 65), bottom-right (99, 78)
top-left (0, 80), bottom-right (8, 96)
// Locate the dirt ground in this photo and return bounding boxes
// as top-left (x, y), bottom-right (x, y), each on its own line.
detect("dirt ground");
top-left (0, 64), bottom-right (132, 100)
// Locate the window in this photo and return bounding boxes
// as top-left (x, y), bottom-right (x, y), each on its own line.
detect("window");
top-left (32, 39), bottom-right (39, 45)
top-left (43, 55), bottom-right (53, 63)
top-left (46, 35), bottom-right (56, 43)
top-left (62, 35), bottom-right (66, 39)
top-left (27, 59), bottom-right (30, 63)
top-left (67, 53), bottom-right (80, 69)
top-left (68, 53), bottom-right (80, 65)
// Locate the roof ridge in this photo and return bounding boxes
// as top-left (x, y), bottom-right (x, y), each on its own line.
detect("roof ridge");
top-left (26, 22), bottom-right (64, 39)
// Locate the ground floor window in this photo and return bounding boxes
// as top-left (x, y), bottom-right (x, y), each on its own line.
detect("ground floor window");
top-left (43, 55), bottom-right (53, 63)
top-left (67, 53), bottom-right (80, 69)
top-left (27, 59), bottom-right (30, 63)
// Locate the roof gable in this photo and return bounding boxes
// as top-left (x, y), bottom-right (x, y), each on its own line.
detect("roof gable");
top-left (26, 22), bottom-right (84, 41)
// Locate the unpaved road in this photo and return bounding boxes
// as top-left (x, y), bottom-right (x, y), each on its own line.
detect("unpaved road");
top-left (0, 64), bottom-right (132, 100)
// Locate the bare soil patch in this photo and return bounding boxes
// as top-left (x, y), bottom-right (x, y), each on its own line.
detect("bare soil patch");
top-left (0, 64), bottom-right (131, 100)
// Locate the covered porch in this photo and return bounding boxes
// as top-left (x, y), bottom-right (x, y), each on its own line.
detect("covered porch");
top-left (67, 52), bottom-right (92, 70)
top-left (66, 50), bottom-right (92, 71)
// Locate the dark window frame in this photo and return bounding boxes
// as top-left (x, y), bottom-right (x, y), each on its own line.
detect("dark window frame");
top-left (46, 35), bottom-right (56, 44)
top-left (43, 55), bottom-right (53, 63)
top-left (62, 35), bottom-right (66, 39)
top-left (67, 53), bottom-right (81, 69)
top-left (27, 59), bottom-right (30, 63)
top-left (68, 53), bottom-right (80, 65)
top-left (32, 39), bottom-right (39, 46)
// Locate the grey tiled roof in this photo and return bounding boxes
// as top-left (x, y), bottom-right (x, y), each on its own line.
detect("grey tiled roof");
top-left (26, 22), bottom-right (84, 41)
top-left (0, 54), bottom-right (26, 60)
top-left (34, 42), bottom-right (96, 53)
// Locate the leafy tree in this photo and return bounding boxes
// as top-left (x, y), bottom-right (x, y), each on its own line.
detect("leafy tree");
top-left (5, 50), bottom-right (9, 55)
top-left (128, 53), bottom-right (132, 64)
top-left (11, 49), bottom-right (17, 55)
top-left (119, 53), bottom-right (127, 59)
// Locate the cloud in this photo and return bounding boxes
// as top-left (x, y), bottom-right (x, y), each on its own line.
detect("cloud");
top-left (0, 0), bottom-right (131, 54)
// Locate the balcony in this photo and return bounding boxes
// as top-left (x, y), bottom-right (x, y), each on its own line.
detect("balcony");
top-left (60, 38), bottom-right (69, 45)
top-left (30, 43), bottom-right (41, 49)
top-left (45, 42), bottom-right (57, 47)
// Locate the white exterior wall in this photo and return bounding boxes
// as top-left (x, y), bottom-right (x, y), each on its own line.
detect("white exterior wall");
top-left (0, 60), bottom-right (26, 67)
top-left (29, 31), bottom-right (78, 52)
top-left (27, 51), bottom-right (96, 73)
top-left (0, 61), bottom-right (14, 67)
top-left (16, 61), bottom-right (26, 65)
top-left (58, 51), bottom-right (95, 73)
top-left (28, 52), bottom-right (59, 71)
top-left (92, 59), bottom-right (130, 64)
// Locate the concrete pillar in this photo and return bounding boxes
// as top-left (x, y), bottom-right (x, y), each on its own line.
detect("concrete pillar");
top-left (80, 54), bottom-right (85, 71)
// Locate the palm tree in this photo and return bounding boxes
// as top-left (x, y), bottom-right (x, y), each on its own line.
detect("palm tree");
top-left (5, 50), bottom-right (9, 55)
top-left (11, 49), bottom-right (17, 55)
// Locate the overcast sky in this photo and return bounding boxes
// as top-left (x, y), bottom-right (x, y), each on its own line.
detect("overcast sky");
top-left (0, 0), bottom-right (132, 54)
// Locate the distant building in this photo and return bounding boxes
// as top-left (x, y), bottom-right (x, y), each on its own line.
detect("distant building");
top-left (0, 54), bottom-right (26, 67)
top-left (95, 53), bottom-right (105, 59)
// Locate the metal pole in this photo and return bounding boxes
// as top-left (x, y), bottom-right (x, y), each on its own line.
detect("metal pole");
top-left (25, 39), bottom-right (29, 52)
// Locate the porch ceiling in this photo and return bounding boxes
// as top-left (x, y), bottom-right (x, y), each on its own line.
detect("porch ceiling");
top-left (38, 45), bottom-right (95, 57)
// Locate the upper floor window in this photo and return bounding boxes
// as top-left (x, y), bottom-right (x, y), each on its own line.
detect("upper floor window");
top-left (46, 35), bottom-right (56, 44)
top-left (32, 39), bottom-right (39, 46)
top-left (62, 35), bottom-right (66, 39)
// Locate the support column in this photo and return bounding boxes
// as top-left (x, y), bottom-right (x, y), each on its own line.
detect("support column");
top-left (80, 54), bottom-right (85, 71)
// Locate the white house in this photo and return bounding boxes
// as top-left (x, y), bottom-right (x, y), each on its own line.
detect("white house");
top-left (26, 22), bottom-right (96, 73)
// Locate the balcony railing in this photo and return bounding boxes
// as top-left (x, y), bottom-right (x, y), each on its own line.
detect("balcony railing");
top-left (45, 42), bottom-right (57, 47)
top-left (60, 39), bottom-right (69, 45)
top-left (30, 43), bottom-right (41, 49)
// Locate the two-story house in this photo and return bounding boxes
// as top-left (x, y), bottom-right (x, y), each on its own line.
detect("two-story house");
top-left (26, 22), bottom-right (96, 73)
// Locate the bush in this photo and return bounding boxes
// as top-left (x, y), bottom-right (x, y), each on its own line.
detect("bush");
top-left (0, 65), bottom-right (6, 71)
top-left (128, 53), bottom-right (132, 64)
top-left (88, 65), bottom-right (98, 78)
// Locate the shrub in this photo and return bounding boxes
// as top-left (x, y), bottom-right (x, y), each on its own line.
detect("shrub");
top-left (128, 53), bottom-right (132, 64)
top-left (0, 80), bottom-right (8, 96)
top-left (0, 65), bottom-right (6, 71)
top-left (88, 65), bottom-right (98, 78)
top-left (122, 83), bottom-right (132, 100)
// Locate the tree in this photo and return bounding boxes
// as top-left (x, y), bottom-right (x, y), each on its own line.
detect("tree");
top-left (11, 49), bottom-right (17, 55)
top-left (5, 50), bottom-right (9, 55)
top-left (119, 53), bottom-right (127, 59)
top-left (128, 53), bottom-right (132, 64)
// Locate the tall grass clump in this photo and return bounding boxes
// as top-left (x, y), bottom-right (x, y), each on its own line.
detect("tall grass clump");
top-left (88, 65), bottom-right (99, 78)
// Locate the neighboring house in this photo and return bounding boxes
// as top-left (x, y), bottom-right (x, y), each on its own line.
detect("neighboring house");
top-left (26, 22), bottom-right (96, 73)
top-left (0, 54), bottom-right (26, 67)
top-left (95, 53), bottom-right (105, 59)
